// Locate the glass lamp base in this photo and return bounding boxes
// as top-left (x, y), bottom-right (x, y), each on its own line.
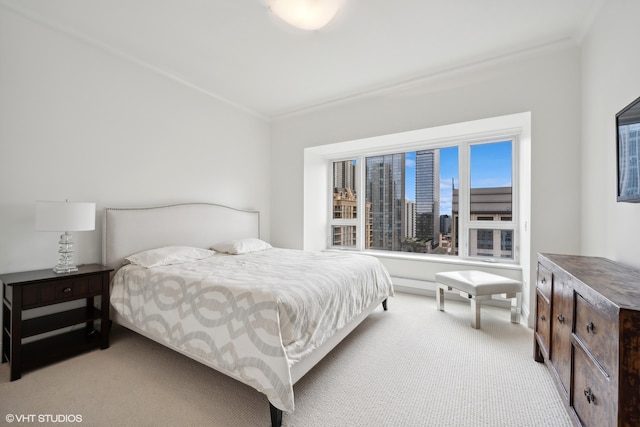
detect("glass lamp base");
top-left (53, 232), bottom-right (78, 274)
top-left (54, 264), bottom-right (78, 273)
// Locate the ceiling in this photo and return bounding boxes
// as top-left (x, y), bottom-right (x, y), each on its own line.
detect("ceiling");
top-left (2, 0), bottom-right (604, 120)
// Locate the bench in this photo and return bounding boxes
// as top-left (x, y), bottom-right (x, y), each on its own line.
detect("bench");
top-left (435, 270), bottom-right (522, 329)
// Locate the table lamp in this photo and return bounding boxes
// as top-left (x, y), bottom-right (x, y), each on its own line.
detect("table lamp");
top-left (36, 200), bottom-right (96, 273)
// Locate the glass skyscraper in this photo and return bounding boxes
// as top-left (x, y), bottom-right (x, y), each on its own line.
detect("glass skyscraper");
top-left (415, 149), bottom-right (440, 249)
top-left (365, 154), bottom-right (405, 251)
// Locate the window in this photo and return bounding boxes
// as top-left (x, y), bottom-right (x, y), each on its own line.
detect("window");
top-left (465, 140), bottom-right (515, 260)
top-left (330, 159), bottom-right (359, 248)
top-left (329, 139), bottom-right (517, 261)
top-left (476, 229), bottom-right (494, 250)
top-left (501, 230), bottom-right (513, 252)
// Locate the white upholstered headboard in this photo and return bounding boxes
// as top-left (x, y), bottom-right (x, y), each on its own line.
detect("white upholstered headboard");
top-left (102, 203), bottom-right (260, 271)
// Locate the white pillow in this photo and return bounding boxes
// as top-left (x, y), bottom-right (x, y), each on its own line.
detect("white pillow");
top-left (125, 246), bottom-right (215, 268)
top-left (211, 238), bottom-right (272, 255)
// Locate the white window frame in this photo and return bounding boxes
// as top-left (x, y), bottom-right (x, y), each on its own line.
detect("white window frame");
top-left (328, 157), bottom-right (362, 250)
top-left (459, 138), bottom-right (519, 262)
top-left (328, 136), bottom-right (519, 263)
top-left (304, 113), bottom-right (530, 287)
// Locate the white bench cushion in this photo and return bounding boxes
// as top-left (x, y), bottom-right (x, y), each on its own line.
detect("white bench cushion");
top-left (435, 270), bottom-right (522, 296)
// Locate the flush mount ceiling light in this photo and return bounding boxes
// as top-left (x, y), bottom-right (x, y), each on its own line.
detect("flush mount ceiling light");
top-left (268, 0), bottom-right (344, 30)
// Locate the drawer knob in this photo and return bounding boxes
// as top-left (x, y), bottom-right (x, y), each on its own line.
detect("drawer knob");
top-left (557, 314), bottom-right (565, 324)
top-left (62, 287), bottom-right (72, 293)
top-left (541, 277), bottom-right (546, 284)
top-left (584, 387), bottom-right (596, 404)
top-left (586, 322), bottom-right (595, 334)
top-left (540, 314), bottom-right (546, 322)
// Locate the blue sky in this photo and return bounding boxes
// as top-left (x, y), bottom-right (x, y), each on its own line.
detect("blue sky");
top-left (405, 141), bottom-right (512, 215)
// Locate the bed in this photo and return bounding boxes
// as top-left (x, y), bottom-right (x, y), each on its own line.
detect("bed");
top-left (102, 203), bottom-right (394, 426)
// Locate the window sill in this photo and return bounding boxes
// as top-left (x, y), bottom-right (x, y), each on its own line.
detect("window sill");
top-left (324, 248), bottom-right (522, 272)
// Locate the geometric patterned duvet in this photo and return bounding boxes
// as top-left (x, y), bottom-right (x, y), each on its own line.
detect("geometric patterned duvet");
top-left (110, 248), bottom-right (394, 412)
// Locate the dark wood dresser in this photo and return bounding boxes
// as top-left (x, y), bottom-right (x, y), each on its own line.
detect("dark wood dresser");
top-left (535, 253), bottom-right (640, 427)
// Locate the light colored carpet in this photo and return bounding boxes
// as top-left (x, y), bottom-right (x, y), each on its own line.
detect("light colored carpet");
top-left (0, 292), bottom-right (572, 427)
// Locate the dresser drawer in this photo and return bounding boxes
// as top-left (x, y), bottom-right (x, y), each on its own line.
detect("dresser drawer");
top-left (537, 263), bottom-right (552, 300)
top-left (574, 294), bottom-right (617, 376)
top-left (572, 345), bottom-right (616, 427)
top-left (535, 290), bottom-right (551, 358)
top-left (22, 276), bottom-right (103, 309)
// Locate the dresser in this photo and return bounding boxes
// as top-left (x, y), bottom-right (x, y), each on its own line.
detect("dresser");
top-left (534, 253), bottom-right (640, 427)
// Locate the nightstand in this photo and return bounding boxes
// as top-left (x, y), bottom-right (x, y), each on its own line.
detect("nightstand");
top-left (1, 264), bottom-right (113, 380)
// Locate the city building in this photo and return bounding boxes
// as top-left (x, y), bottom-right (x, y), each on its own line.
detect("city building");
top-left (415, 149), bottom-right (440, 249)
top-left (404, 199), bottom-right (416, 238)
top-left (451, 186), bottom-right (513, 258)
top-left (365, 154), bottom-right (405, 251)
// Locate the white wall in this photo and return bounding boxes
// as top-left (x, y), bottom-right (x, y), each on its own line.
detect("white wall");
top-left (581, 0), bottom-right (640, 269)
top-left (271, 43), bottom-right (583, 325)
top-left (5, 0), bottom-right (634, 340)
top-left (0, 7), bottom-right (271, 275)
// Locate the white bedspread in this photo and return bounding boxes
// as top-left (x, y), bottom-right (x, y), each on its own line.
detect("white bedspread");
top-left (110, 248), bottom-right (393, 412)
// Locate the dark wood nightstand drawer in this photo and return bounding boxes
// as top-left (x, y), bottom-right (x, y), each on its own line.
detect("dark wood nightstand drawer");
top-left (21, 276), bottom-right (102, 309)
top-left (574, 293), bottom-right (617, 376)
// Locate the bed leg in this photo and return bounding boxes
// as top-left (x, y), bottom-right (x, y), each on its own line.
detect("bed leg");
top-left (382, 299), bottom-right (388, 311)
top-left (269, 403), bottom-right (283, 427)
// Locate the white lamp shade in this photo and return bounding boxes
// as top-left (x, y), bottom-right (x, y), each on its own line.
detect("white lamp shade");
top-left (36, 201), bottom-right (96, 232)
top-left (269, 0), bottom-right (343, 30)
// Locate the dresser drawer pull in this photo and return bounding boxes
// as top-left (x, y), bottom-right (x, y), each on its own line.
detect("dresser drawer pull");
top-left (62, 287), bottom-right (72, 293)
top-left (557, 314), bottom-right (565, 324)
top-left (541, 277), bottom-right (546, 284)
top-left (540, 314), bottom-right (546, 321)
top-left (584, 387), bottom-right (596, 404)
top-left (586, 322), bottom-right (594, 334)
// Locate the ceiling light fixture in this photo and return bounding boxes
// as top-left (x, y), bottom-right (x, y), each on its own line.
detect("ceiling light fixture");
top-left (268, 0), bottom-right (344, 31)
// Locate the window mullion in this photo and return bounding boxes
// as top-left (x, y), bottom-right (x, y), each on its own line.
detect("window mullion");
top-left (357, 155), bottom-right (365, 251)
top-left (458, 144), bottom-right (470, 258)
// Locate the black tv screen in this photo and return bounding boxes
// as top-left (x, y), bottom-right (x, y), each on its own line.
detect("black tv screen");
top-left (616, 96), bottom-right (640, 202)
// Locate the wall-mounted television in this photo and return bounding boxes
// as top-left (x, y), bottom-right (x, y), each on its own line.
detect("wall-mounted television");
top-left (616, 96), bottom-right (640, 202)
